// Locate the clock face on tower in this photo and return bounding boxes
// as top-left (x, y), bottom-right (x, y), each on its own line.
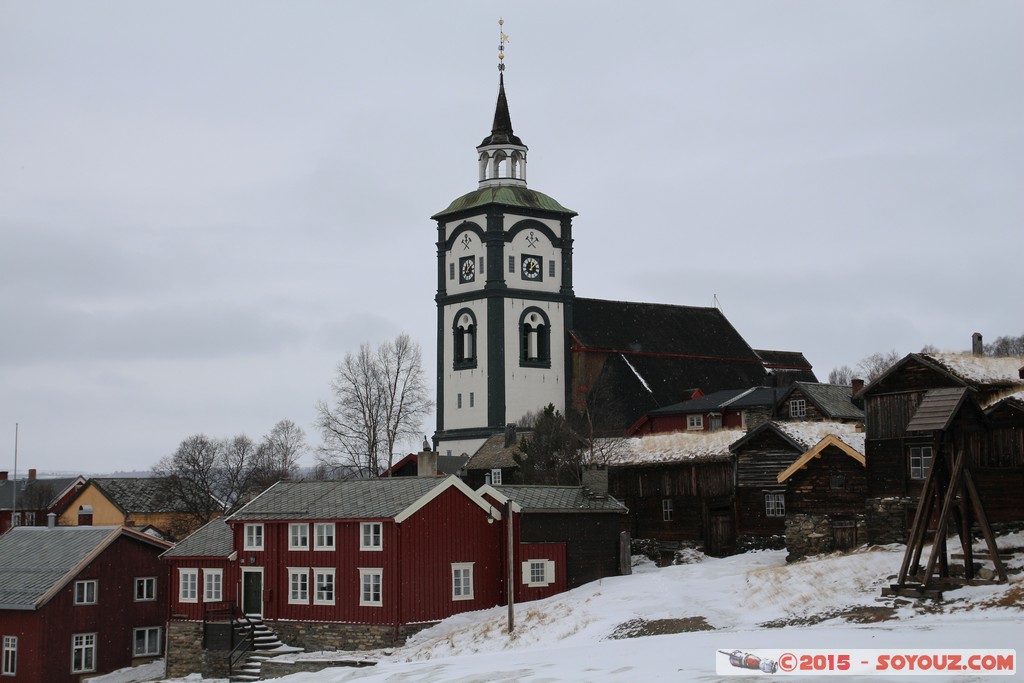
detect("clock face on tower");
top-left (521, 255), bottom-right (542, 281)
top-left (459, 256), bottom-right (476, 283)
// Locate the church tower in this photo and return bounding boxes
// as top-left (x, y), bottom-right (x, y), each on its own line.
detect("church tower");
top-left (432, 24), bottom-right (577, 458)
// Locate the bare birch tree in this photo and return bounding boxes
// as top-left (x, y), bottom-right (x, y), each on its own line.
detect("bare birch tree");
top-left (315, 334), bottom-right (432, 477)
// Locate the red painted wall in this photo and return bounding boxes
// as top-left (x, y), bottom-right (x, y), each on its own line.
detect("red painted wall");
top-left (0, 533), bottom-right (168, 682)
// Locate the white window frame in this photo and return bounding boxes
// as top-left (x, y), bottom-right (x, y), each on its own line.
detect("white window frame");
top-left (451, 562), bottom-right (474, 601)
top-left (790, 399), bottom-right (807, 418)
top-left (765, 493), bottom-right (786, 517)
top-left (522, 559), bottom-right (556, 588)
top-left (203, 568), bottom-right (223, 602)
top-left (134, 576), bottom-right (156, 602)
top-left (314, 522), bottom-right (335, 550)
top-left (178, 568), bottom-right (198, 603)
top-left (490, 468), bottom-right (503, 486)
top-left (687, 414), bottom-right (703, 430)
top-left (73, 579), bottom-right (97, 605)
top-left (289, 523), bottom-right (309, 550)
top-left (662, 498), bottom-right (673, 522)
top-left (910, 445), bottom-right (934, 480)
top-left (71, 633), bottom-right (96, 674)
top-left (2, 636), bottom-right (15, 676)
top-left (288, 567), bottom-right (310, 605)
top-left (132, 627), bottom-right (162, 657)
top-left (314, 568), bottom-right (336, 605)
top-left (244, 523), bottom-right (264, 551)
top-left (360, 522), bottom-right (382, 551)
top-left (25, 511), bottom-right (35, 526)
top-left (359, 568), bottom-right (383, 607)
top-left (10, 512), bottom-right (19, 528)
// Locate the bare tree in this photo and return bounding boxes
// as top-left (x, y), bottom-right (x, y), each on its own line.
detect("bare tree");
top-left (251, 419), bottom-right (307, 491)
top-left (152, 434), bottom-right (229, 538)
top-left (315, 334), bottom-right (432, 477)
top-left (828, 365), bottom-right (854, 386)
top-left (855, 349), bottom-right (902, 383)
top-left (984, 334), bottom-right (1024, 357)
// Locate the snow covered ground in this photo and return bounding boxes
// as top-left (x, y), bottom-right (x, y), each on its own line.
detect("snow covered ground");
top-left (127, 532), bottom-right (1023, 682)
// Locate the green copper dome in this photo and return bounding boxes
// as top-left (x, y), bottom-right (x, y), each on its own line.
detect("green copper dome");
top-left (432, 186), bottom-right (576, 220)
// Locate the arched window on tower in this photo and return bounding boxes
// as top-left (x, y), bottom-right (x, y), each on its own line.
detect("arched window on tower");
top-left (493, 150), bottom-right (508, 179)
top-left (510, 151), bottom-right (524, 180)
top-left (519, 308), bottom-right (551, 368)
top-left (453, 310), bottom-right (477, 370)
top-left (478, 152), bottom-right (489, 182)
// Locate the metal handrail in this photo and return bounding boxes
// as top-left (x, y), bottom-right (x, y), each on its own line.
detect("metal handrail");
top-left (228, 612), bottom-right (256, 677)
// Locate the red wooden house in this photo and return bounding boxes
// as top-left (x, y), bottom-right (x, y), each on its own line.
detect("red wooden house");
top-left (0, 470), bottom-right (84, 534)
top-left (162, 475), bottom-right (578, 677)
top-left (0, 525), bottom-right (171, 682)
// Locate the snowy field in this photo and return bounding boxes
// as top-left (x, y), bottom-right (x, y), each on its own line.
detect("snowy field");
top-left (98, 532), bottom-right (1024, 682)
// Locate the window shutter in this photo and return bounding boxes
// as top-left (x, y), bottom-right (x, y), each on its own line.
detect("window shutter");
top-left (546, 560), bottom-right (555, 584)
top-left (521, 561), bottom-right (530, 584)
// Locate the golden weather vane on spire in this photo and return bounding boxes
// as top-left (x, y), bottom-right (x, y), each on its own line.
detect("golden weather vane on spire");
top-left (498, 18), bottom-right (508, 72)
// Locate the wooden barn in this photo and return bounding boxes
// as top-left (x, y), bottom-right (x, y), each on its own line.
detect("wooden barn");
top-left (858, 352), bottom-right (1024, 543)
top-left (731, 421), bottom-right (865, 549)
top-left (776, 434), bottom-right (868, 560)
top-left (775, 382), bottom-right (864, 423)
top-left (607, 430), bottom-right (742, 557)
top-left (0, 525), bottom-right (171, 682)
top-left (479, 483), bottom-right (628, 591)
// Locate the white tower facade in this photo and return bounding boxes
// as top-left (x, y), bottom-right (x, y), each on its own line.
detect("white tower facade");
top-left (432, 71), bottom-right (577, 458)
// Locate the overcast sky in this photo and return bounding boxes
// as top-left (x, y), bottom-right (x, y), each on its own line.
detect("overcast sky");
top-left (2, 2), bottom-right (1022, 474)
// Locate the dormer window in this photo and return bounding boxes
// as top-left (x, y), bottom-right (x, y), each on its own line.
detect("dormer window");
top-left (790, 399), bottom-right (807, 418)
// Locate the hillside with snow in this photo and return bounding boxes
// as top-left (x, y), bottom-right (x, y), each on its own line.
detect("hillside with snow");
top-left (128, 531), bottom-right (1024, 683)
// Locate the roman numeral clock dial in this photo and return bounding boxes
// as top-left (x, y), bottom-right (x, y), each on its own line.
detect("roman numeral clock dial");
top-left (459, 256), bottom-right (475, 283)
top-left (521, 255), bottom-right (542, 281)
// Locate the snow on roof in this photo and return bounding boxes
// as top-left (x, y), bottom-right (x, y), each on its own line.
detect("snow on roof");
top-left (922, 352), bottom-right (1024, 387)
top-left (608, 429), bottom-right (745, 466)
top-left (773, 420), bottom-right (865, 454)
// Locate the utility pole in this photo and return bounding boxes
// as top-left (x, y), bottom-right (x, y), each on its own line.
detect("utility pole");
top-left (505, 498), bottom-right (514, 633)
top-left (11, 423), bottom-right (18, 528)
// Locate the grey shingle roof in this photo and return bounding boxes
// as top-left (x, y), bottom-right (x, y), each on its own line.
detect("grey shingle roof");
top-left (906, 388), bottom-right (971, 432)
top-left (492, 485), bottom-right (626, 513)
top-left (0, 476), bottom-right (82, 511)
top-left (465, 432), bottom-right (530, 471)
top-left (90, 477), bottom-right (196, 514)
top-left (0, 526), bottom-right (122, 609)
top-left (228, 478), bottom-right (445, 521)
top-left (161, 517), bottom-right (234, 558)
top-left (784, 382), bottom-right (864, 420)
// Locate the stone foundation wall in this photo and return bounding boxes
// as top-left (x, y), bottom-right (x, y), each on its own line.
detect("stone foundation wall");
top-left (166, 621), bottom-right (230, 680)
top-left (261, 658), bottom-right (376, 680)
top-left (864, 497), bottom-right (913, 545)
top-left (266, 620), bottom-right (434, 653)
top-left (734, 534), bottom-right (785, 553)
top-left (785, 514), bottom-right (833, 561)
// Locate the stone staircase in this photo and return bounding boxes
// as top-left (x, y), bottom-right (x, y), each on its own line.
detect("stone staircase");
top-left (229, 616), bottom-right (304, 682)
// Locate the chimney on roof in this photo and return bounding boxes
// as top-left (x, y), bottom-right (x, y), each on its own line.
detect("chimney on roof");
top-left (417, 448), bottom-right (438, 478)
top-left (0, 471), bottom-right (6, 481)
top-left (504, 423), bottom-right (517, 448)
top-left (47, 513), bottom-right (56, 528)
top-left (28, 468), bottom-right (36, 481)
top-left (852, 378), bottom-right (865, 396)
top-left (582, 465), bottom-right (609, 497)
top-left (972, 332), bottom-right (984, 356)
